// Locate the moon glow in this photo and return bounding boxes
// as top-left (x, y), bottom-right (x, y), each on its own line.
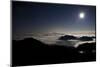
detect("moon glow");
top-left (79, 12), bottom-right (85, 19)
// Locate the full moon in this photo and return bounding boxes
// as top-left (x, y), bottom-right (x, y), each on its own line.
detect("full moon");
top-left (79, 12), bottom-right (85, 19)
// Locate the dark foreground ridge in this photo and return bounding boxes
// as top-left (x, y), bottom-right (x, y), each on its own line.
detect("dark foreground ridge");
top-left (12, 38), bottom-right (96, 66)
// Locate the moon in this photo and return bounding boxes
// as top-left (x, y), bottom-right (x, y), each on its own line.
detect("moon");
top-left (79, 12), bottom-right (85, 19)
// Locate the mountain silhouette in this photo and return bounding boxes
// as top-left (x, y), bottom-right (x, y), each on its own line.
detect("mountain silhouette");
top-left (12, 37), bottom-right (96, 66)
top-left (59, 35), bottom-right (95, 41)
top-left (76, 42), bottom-right (96, 61)
top-left (58, 35), bottom-right (78, 40)
top-left (79, 36), bottom-right (94, 41)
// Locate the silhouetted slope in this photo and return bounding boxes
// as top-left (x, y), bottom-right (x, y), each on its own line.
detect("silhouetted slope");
top-left (77, 42), bottom-right (96, 52)
top-left (12, 38), bottom-right (96, 66)
top-left (12, 38), bottom-right (49, 66)
top-left (76, 42), bottom-right (96, 61)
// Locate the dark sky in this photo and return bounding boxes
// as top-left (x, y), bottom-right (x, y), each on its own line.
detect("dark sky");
top-left (12, 1), bottom-right (96, 40)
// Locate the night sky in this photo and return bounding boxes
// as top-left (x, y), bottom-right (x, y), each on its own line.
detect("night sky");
top-left (12, 1), bottom-right (96, 40)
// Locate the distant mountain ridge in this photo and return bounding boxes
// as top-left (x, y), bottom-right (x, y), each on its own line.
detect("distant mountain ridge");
top-left (59, 35), bottom-right (95, 41)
